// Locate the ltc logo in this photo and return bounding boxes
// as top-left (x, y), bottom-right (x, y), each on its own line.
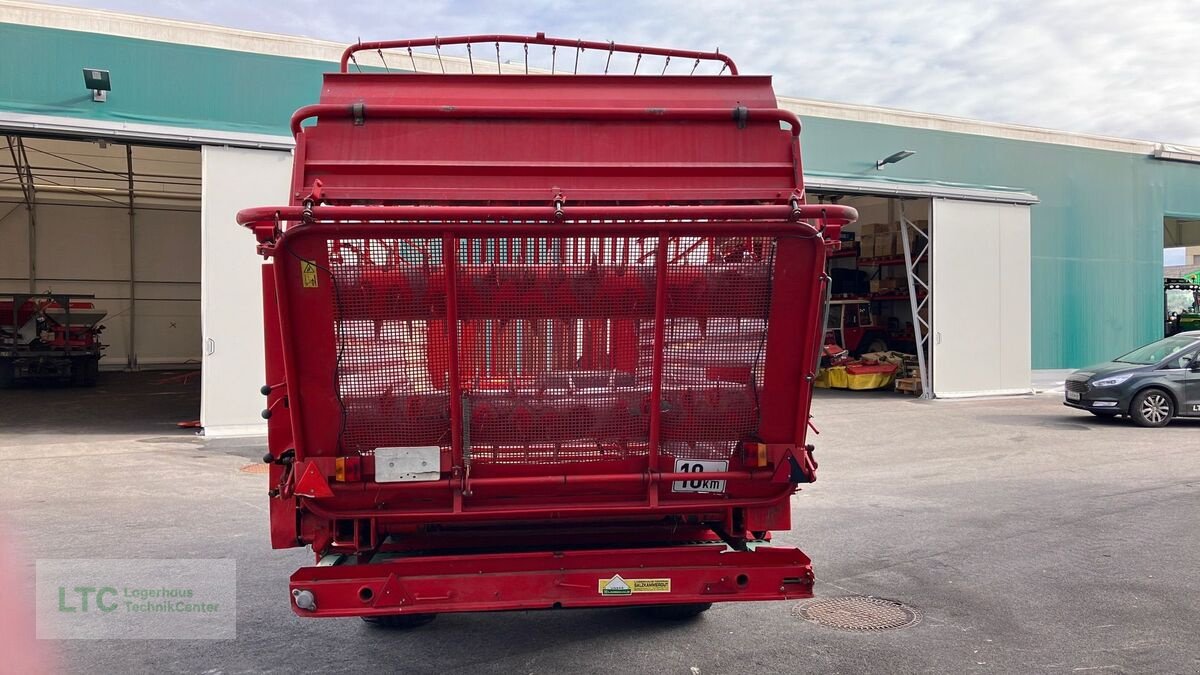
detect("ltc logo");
top-left (59, 586), bottom-right (119, 612)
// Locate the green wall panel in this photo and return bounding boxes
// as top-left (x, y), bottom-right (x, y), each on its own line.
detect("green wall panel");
top-left (0, 23), bottom-right (325, 135)
top-left (4, 22), bottom-right (1200, 368)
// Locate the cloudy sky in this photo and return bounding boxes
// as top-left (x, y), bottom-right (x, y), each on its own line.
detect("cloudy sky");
top-left (50, 0), bottom-right (1200, 144)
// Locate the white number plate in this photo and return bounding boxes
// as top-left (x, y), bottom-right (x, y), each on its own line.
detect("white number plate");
top-left (671, 459), bottom-right (728, 493)
top-left (1066, 391), bottom-right (1081, 401)
top-left (375, 446), bottom-right (440, 482)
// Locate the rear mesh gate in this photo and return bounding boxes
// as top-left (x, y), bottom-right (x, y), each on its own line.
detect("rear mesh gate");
top-left (326, 234), bottom-right (774, 467)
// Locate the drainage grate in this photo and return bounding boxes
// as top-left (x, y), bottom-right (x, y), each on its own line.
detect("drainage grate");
top-left (239, 463), bottom-right (270, 474)
top-left (792, 596), bottom-right (920, 632)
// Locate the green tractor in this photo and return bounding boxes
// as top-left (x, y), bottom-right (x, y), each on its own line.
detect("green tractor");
top-left (1164, 277), bottom-right (1200, 336)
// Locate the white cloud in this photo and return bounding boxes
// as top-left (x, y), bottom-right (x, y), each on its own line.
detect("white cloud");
top-left (47, 0), bottom-right (1200, 143)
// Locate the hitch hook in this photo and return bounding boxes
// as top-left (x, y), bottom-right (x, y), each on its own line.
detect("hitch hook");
top-left (553, 192), bottom-right (566, 221)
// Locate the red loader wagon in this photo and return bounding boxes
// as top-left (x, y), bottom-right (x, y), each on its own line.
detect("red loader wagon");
top-left (238, 34), bottom-right (857, 626)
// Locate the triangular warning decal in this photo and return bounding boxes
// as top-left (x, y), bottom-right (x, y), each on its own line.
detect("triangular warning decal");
top-left (600, 574), bottom-right (632, 596)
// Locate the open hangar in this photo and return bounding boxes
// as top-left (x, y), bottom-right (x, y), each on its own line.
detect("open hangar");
top-left (2, 1), bottom-right (1200, 436)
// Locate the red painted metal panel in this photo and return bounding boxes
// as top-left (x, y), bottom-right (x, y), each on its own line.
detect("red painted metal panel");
top-left (261, 263), bottom-right (297, 548)
top-left (294, 104), bottom-right (799, 202)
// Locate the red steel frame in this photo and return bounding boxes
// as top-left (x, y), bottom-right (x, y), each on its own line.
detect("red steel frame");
top-left (240, 34), bottom-right (856, 619)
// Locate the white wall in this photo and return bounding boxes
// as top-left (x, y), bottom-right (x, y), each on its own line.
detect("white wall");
top-left (199, 146), bottom-right (291, 437)
top-left (931, 199), bottom-right (1032, 397)
top-left (0, 201), bottom-right (30, 287)
top-left (133, 207), bottom-right (202, 365)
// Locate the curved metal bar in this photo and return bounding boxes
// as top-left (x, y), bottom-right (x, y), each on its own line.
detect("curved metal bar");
top-left (340, 33), bottom-right (738, 75)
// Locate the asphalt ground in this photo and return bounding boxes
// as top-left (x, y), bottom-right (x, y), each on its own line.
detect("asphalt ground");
top-left (1, 372), bottom-right (1198, 674)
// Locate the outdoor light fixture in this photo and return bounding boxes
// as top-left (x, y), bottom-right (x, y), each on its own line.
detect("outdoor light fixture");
top-left (83, 68), bottom-right (110, 102)
top-left (875, 150), bottom-right (915, 170)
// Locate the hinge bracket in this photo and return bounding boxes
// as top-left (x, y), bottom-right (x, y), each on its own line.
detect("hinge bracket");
top-left (732, 105), bottom-right (749, 129)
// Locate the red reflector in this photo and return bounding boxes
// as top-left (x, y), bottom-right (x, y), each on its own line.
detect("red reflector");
top-left (744, 442), bottom-right (768, 468)
top-left (334, 455), bottom-right (362, 482)
top-left (294, 462), bottom-right (335, 498)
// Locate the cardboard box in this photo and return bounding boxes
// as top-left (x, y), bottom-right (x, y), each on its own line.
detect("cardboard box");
top-left (870, 278), bottom-right (903, 293)
top-left (858, 234), bottom-right (876, 258)
top-left (873, 231), bottom-right (895, 258)
top-left (863, 233), bottom-right (878, 258)
top-left (894, 377), bottom-right (922, 395)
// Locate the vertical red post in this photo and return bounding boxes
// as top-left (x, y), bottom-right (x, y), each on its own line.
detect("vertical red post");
top-left (442, 235), bottom-right (463, 471)
top-left (647, 232), bottom-right (668, 505)
top-left (612, 320), bottom-right (636, 373)
top-left (271, 255), bottom-right (308, 458)
top-left (793, 242), bottom-right (828, 445)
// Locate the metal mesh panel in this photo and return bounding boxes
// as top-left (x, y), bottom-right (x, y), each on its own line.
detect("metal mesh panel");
top-left (328, 238), bottom-right (451, 453)
top-left (660, 237), bottom-right (774, 460)
top-left (326, 232), bottom-right (774, 465)
top-left (458, 236), bottom-right (655, 463)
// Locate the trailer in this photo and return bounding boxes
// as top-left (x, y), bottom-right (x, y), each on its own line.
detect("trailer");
top-left (0, 292), bottom-right (105, 387)
top-left (239, 34), bottom-right (857, 625)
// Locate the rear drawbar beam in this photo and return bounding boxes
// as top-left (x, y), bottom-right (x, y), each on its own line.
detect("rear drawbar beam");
top-left (290, 543), bottom-right (812, 617)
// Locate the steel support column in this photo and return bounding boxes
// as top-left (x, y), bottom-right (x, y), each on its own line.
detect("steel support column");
top-left (899, 202), bottom-right (931, 398)
top-left (6, 136), bottom-right (37, 292)
top-left (126, 143), bottom-right (137, 371)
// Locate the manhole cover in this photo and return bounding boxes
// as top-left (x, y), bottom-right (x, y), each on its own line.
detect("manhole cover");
top-left (792, 596), bottom-right (920, 632)
top-left (239, 463), bottom-right (270, 474)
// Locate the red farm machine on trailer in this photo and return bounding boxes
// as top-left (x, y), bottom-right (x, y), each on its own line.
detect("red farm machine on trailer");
top-left (239, 34), bottom-right (856, 625)
top-left (1, 292), bottom-right (105, 387)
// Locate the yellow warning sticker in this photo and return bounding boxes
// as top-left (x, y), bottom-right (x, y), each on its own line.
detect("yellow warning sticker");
top-left (598, 575), bottom-right (671, 595)
top-left (300, 260), bottom-right (318, 288)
